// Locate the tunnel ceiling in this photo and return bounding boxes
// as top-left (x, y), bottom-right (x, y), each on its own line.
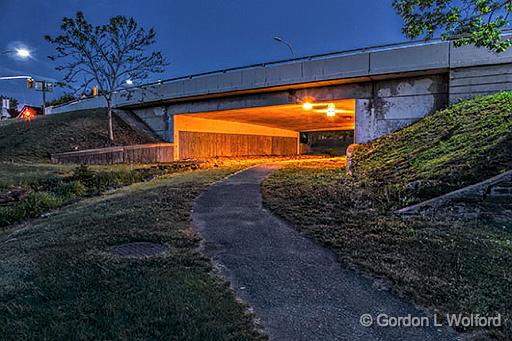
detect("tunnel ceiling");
top-left (181, 99), bottom-right (355, 132)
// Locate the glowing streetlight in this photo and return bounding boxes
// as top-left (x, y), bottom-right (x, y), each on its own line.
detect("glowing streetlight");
top-left (326, 103), bottom-right (336, 117)
top-left (15, 48), bottom-right (31, 58)
top-left (302, 102), bottom-right (313, 111)
top-left (126, 79), bottom-right (133, 85)
top-left (1, 48), bottom-right (31, 59)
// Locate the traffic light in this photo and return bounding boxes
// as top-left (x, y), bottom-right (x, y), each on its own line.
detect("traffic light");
top-left (27, 78), bottom-right (34, 89)
top-left (92, 86), bottom-right (98, 97)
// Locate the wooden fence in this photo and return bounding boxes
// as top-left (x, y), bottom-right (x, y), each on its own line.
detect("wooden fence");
top-left (51, 143), bottom-right (174, 165)
top-left (178, 131), bottom-right (298, 159)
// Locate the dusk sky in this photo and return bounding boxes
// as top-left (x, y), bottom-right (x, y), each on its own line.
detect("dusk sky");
top-left (0, 0), bottom-right (405, 106)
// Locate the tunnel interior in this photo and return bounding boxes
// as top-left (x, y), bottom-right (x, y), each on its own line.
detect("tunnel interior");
top-left (173, 99), bottom-right (355, 159)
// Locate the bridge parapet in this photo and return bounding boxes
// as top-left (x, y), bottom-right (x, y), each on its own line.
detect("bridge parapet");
top-left (114, 40), bottom-right (454, 108)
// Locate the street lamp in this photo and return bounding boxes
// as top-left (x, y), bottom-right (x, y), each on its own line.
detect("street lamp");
top-left (1, 48), bottom-right (31, 59)
top-left (274, 36), bottom-right (295, 59)
top-left (125, 79), bottom-right (133, 85)
top-left (326, 103), bottom-right (336, 117)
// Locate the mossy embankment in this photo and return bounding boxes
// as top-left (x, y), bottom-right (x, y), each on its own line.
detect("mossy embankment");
top-left (351, 92), bottom-right (512, 205)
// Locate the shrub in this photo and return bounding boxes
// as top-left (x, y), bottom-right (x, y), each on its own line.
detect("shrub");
top-left (72, 165), bottom-right (144, 194)
top-left (0, 192), bottom-right (63, 227)
top-left (72, 165), bottom-right (95, 187)
top-left (54, 180), bottom-right (87, 198)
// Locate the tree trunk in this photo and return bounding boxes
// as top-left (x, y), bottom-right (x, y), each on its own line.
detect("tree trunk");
top-left (107, 99), bottom-right (114, 142)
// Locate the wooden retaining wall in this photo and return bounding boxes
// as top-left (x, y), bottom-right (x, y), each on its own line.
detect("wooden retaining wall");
top-left (178, 131), bottom-right (298, 159)
top-left (51, 143), bottom-right (174, 165)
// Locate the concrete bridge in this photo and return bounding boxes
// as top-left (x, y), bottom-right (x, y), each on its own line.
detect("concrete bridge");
top-left (53, 38), bottom-right (512, 160)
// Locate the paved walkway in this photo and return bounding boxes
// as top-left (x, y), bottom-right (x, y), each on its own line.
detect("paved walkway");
top-left (192, 165), bottom-right (457, 341)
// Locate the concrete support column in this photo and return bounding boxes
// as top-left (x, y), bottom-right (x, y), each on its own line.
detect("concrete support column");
top-left (163, 108), bottom-right (174, 143)
top-left (354, 99), bottom-right (373, 144)
top-left (355, 75), bottom-right (448, 144)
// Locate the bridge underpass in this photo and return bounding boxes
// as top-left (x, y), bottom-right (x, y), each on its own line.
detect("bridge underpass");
top-left (51, 37), bottom-right (512, 162)
top-left (173, 99), bottom-right (355, 159)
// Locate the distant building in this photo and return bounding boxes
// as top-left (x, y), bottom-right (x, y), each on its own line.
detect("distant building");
top-left (1, 98), bottom-right (16, 119)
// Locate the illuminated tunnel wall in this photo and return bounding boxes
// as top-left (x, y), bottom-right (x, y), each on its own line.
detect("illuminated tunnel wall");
top-left (171, 98), bottom-right (355, 160)
top-left (173, 115), bottom-right (299, 159)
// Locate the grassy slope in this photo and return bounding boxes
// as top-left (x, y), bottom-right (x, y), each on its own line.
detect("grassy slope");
top-left (0, 109), bottom-right (160, 163)
top-left (352, 92), bottom-right (512, 204)
top-left (262, 94), bottom-right (512, 339)
top-left (0, 168), bottom-right (264, 340)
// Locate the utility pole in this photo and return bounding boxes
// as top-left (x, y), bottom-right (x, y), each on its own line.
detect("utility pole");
top-left (42, 81), bottom-right (46, 115)
top-left (32, 80), bottom-right (52, 115)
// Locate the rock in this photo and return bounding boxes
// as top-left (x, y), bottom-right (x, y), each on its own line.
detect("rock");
top-left (406, 180), bottom-right (423, 192)
top-left (345, 144), bottom-right (360, 176)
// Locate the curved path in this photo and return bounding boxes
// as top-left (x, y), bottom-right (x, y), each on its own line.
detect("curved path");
top-left (192, 165), bottom-right (457, 341)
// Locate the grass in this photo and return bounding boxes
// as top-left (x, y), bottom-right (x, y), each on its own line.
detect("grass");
top-left (263, 163), bottom-right (512, 339)
top-left (0, 163), bottom-right (192, 228)
top-left (0, 163), bottom-right (74, 189)
top-left (351, 92), bottom-right (512, 206)
top-left (0, 168), bottom-right (265, 340)
top-left (0, 156), bottom-right (322, 229)
top-left (0, 109), bottom-right (160, 163)
top-left (262, 93), bottom-right (512, 339)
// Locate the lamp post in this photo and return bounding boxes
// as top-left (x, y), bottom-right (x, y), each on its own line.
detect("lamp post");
top-left (273, 36), bottom-right (295, 59)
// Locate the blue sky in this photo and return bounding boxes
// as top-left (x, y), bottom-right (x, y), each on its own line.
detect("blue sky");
top-left (0, 0), bottom-right (405, 106)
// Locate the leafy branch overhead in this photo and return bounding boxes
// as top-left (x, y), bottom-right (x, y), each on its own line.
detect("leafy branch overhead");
top-left (393, 0), bottom-right (512, 53)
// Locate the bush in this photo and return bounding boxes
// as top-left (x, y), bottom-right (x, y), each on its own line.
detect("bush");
top-left (0, 192), bottom-right (63, 227)
top-left (1, 162), bottom-right (200, 228)
top-left (54, 181), bottom-right (87, 198)
top-left (72, 165), bottom-right (95, 186)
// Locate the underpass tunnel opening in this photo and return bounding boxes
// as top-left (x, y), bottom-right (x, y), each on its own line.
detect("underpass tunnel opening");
top-left (173, 99), bottom-right (355, 160)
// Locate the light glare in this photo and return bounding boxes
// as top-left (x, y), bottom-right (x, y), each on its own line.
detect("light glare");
top-left (326, 103), bottom-right (336, 117)
top-left (16, 48), bottom-right (30, 58)
top-left (126, 79), bottom-right (134, 85)
top-left (302, 102), bottom-right (313, 110)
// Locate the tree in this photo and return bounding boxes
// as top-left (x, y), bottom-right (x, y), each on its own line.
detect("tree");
top-left (393, 0), bottom-right (512, 53)
top-left (46, 12), bottom-right (167, 141)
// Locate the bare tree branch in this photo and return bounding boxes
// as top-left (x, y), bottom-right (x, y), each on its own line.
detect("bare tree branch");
top-left (46, 11), bottom-right (168, 141)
